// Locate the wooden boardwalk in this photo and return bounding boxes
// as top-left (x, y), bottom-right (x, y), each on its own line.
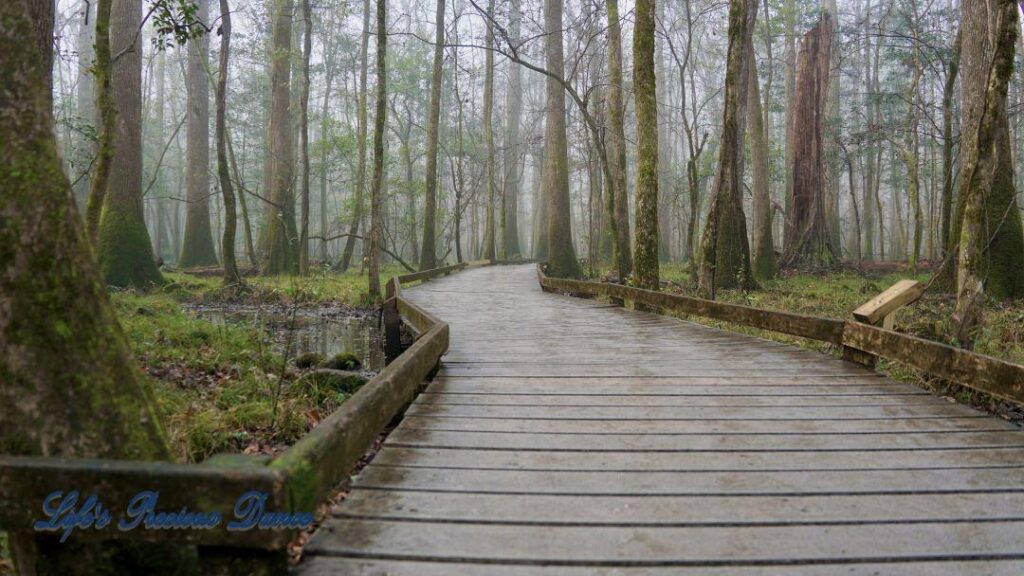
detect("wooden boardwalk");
top-left (298, 264), bottom-right (1024, 575)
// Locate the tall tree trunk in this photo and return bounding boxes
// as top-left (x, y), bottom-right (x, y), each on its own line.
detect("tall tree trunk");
top-left (605, 0), bottom-right (632, 279)
top-left (73, 1), bottom-right (95, 209)
top-left (218, 0), bottom-right (241, 285)
top-left (542, 0), bottom-right (580, 277)
top-left (946, 0), bottom-right (1024, 299)
top-left (823, 0), bottom-right (842, 256)
top-left (419, 0), bottom-right (445, 269)
top-left (318, 18), bottom-right (337, 263)
top-left (953, 0), bottom-right (1021, 343)
top-left (502, 0), bottom-right (524, 261)
top-left (940, 30), bottom-right (962, 262)
top-left (780, 15), bottom-right (837, 268)
top-left (96, 0), bottom-right (164, 287)
top-left (340, 0), bottom-right (371, 271)
top-left (782, 0), bottom-right (796, 250)
top-left (367, 0), bottom-right (387, 299)
top-left (298, 0), bottom-right (312, 274)
top-left (85, 0), bottom-right (114, 241)
top-left (0, 3), bottom-right (192, 571)
top-left (748, 35), bottom-right (776, 281)
top-left (263, 0), bottom-right (298, 274)
top-left (482, 0), bottom-right (497, 263)
top-left (633, 0), bottom-right (659, 290)
top-left (697, 0), bottom-right (756, 298)
top-left (861, 0), bottom-right (875, 260)
top-left (179, 0), bottom-right (218, 268)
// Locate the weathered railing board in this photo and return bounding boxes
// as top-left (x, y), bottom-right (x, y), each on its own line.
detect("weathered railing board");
top-left (539, 266), bottom-right (1024, 406)
top-left (842, 322), bottom-right (1024, 403)
top-left (539, 273), bottom-right (845, 345)
top-left (0, 456), bottom-right (287, 548)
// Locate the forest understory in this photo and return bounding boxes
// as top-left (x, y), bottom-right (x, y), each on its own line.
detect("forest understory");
top-left (112, 264), bottom-right (406, 463)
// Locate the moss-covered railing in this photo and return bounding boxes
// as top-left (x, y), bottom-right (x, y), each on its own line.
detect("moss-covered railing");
top-left (538, 266), bottom-right (1024, 405)
top-left (0, 262), bottom-right (473, 569)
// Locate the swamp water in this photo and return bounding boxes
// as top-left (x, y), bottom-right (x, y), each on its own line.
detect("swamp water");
top-left (187, 304), bottom-right (385, 374)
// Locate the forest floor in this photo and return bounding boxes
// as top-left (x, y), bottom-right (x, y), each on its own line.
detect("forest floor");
top-left (623, 262), bottom-right (1024, 426)
top-left (111, 264), bottom-right (405, 462)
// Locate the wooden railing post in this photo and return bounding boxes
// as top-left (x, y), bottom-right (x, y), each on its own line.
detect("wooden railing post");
top-left (843, 279), bottom-right (924, 367)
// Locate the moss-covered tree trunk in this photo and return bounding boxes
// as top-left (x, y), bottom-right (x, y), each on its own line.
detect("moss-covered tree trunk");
top-left (696, 0), bottom-right (756, 298)
top-left (747, 35), bottom-right (776, 281)
top-left (780, 16), bottom-right (837, 269)
top-left (605, 0), bottom-right (632, 280)
top-left (367, 0), bottom-right (387, 299)
top-left (953, 0), bottom-right (1019, 344)
top-left (217, 0), bottom-right (241, 285)
top-left (179, 0), bottom-right (219, 268)
top-left (340, 0), bottom-right (371, 272)
top-left (0, 2), bottom-right (193, 571)
top-left (482, 0), bottom-right (497, 264)
top-left (632, 0), bottom-right (659, 290)
top-left (419, 0), bottom-right (445, 269)
top-left (542, 0), bottom-right (581, 278)
top-left (85, 0), bottom-right (114, 242)
top-left (943, 0), bottom-right (1024, 299)
top-left (96, 0), bottom-right (164, 287)
top-left (501, 0), bottom-right (524, 261)
top-left (262, 0), bottom-right (298, 275)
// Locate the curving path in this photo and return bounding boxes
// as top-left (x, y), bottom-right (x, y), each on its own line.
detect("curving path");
top-left (297, 264), bottom-right (1024, 575)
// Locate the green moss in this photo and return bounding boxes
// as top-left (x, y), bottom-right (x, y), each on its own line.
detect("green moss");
top-left (96, 207), bottom-right (164, 288)
top-left (322, 351), bottom-right (362, 371)
top-left (295, 352), bottom-right (325, 369)
top-left (293, 369), bottom-right (367, 404)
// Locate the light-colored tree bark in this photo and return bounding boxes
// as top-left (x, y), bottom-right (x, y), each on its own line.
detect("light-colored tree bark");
top-left (482, 0), bottom-right (497, 263)
top-left (179, 0), bottom-right (218, 268)
top-left (502, 0), bottom-right (524, 261)
top-left (541, 0), bottom-right (581, 277)
top-left (605, 0), bottom-right (632, 279)
top-left (748, 35), bottom-right (776, 281)
top-left (72, 1), bottom-right (95, 208)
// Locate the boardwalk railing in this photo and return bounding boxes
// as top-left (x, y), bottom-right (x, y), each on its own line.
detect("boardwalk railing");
top-left (0, 262), bottom-right (470, 569)
top-left (538, 266), bottom-right (1024, 405)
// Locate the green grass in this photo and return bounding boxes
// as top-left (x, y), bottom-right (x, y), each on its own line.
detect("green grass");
top-left (109, 266), bottom-right (403, 462)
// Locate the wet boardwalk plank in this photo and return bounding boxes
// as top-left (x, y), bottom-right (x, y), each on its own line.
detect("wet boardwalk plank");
top-left (297, 264), bottom-right (1024, 575)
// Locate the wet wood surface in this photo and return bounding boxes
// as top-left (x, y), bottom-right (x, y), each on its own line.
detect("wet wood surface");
top-left (297, 264), bottom-right (1024, 574)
